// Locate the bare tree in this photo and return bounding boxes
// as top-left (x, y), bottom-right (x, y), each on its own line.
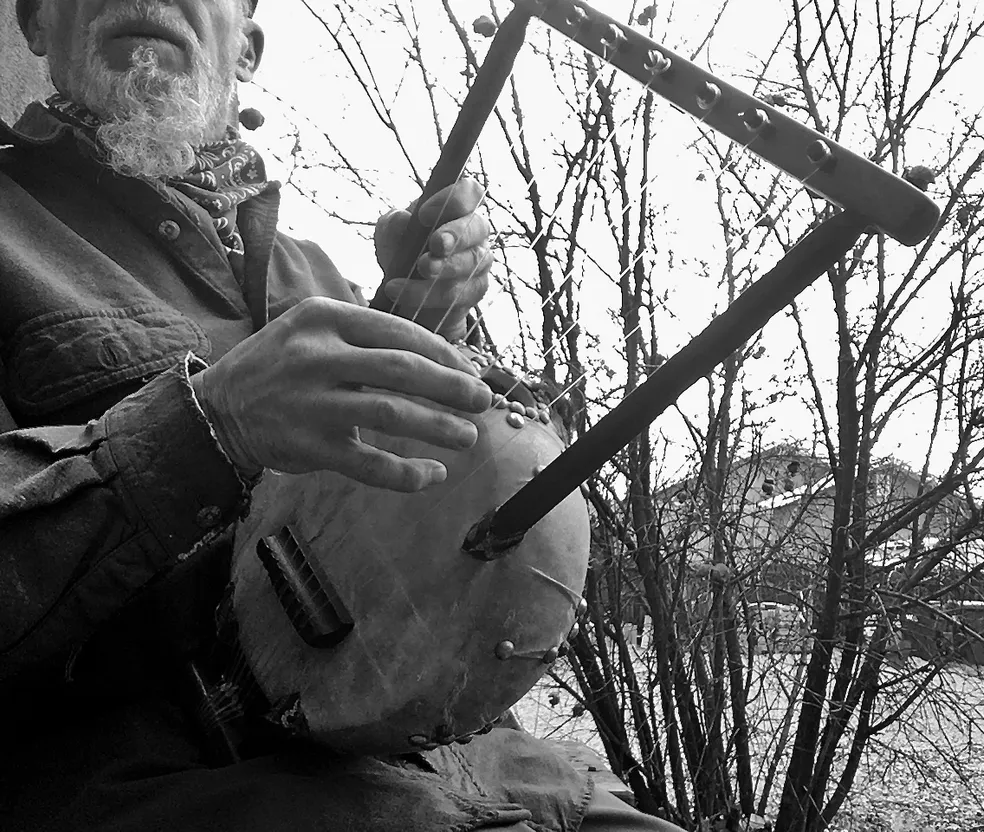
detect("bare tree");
top-left (248, 1), bottom-right (984, 829)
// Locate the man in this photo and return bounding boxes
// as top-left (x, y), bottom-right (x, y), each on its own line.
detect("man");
top-left (0, 1), bottom-right (683, 830)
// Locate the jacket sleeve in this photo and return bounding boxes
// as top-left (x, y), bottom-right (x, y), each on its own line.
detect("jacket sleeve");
top-left (0, 355), bottom-right (252, 686)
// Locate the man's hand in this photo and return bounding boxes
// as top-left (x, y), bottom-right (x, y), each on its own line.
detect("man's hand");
top-left (191, 298), bottom-right (493, 492)
top-left (374, 177), bottom-right (493, 341)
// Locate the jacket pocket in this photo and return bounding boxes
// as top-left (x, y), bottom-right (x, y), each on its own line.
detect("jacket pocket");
top-left (4, 305), bottom-right (210, 418)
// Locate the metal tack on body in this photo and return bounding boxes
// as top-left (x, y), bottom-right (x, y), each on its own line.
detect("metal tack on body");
top-left (495, 640), bottom-right (516, 660)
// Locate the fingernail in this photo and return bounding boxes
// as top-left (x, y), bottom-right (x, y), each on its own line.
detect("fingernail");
top-left (472, 382), bottom-right (493, 411)
top-left (458, 421), bottom-right (479, 448)
top-left (429, 462), bottom-right (448, 485)
top-left (439, 232), bottom-right (455, 254)
top-left (416, 256), bottom-right (440, 280)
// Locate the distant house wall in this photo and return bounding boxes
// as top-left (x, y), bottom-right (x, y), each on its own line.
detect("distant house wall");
top-left (1, 5), bottom-right (53, 124)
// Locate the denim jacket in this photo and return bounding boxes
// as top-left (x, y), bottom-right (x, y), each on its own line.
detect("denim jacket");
top-left (0, 104), bottom-right (592, 832)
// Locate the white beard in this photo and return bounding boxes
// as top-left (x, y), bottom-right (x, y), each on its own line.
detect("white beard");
top-left (47, 5), bottom-right (238, 180)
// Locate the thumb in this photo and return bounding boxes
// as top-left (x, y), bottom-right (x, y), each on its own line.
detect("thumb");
top-left (374, 208), bottom-right (411, 273)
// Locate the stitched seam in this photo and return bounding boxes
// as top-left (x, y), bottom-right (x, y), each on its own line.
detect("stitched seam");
top-left (7, 307), bottom-right (210, 412)
top-left (450, 744), bottom-right (490, 798)
top-left (571, 774), bottom-right (596, 832)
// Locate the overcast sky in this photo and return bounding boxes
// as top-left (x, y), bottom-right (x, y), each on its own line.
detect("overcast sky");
top-left (242, 0), bottom-right (983, 477)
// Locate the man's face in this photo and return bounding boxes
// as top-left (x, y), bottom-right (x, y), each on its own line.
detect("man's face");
top-left (28, 0), bottom-right (260, 177)
top-left (37, 0), bottom-right (250, 83)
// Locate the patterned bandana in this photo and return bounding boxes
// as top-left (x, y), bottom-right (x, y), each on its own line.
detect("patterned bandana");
top-left (46, 94), bottom-right (270, 254)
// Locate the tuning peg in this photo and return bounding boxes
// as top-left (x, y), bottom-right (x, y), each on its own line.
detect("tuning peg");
top-left (742, 108), bottom-right (772, 134)
top-left (806, 139), bottom-right (835, 170)
top-left (643, 49), bottom-right (672, 76)
top-left (696, 82), bottom-right (722, 110)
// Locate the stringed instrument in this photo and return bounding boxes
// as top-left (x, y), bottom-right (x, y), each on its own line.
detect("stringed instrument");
top-left (230, 345), bottom-right (590, 753)
top-left (222, 0), bottom-right (939, 756)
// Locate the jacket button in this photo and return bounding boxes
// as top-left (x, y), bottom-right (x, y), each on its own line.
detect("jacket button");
top-left (196, 505), bottom-right (223, 529)
top-left (158, 219), bottom-right (181, 241)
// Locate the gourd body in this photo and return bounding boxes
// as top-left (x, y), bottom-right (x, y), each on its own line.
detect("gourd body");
top-left (232, 383), bottom-right (590, 754)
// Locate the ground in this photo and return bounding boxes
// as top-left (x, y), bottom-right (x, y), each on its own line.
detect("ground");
top-left (514, 657), bottom-right (984, 832)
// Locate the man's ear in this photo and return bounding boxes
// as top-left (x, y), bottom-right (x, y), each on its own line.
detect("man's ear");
top-left (236, 21), bottom-right (264, 82)
top-left (18, 0), bottom-right (49, 57)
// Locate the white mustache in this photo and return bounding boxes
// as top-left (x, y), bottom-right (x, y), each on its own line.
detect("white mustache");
top-left (93, 1), bottom-right (198, 52)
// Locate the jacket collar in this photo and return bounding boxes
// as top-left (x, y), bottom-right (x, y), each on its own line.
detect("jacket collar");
top-left (1, 101), bottom-right (79, 148)
top-left (1, 101), bottom-right (278, 332)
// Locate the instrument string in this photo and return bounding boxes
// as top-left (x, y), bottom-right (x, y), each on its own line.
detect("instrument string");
top-left (404, 11), bottom-right (762, 335)
top-left (234, 185), bottom-right (822, 709)
top-left (235, 93), bottom-right (819, 697)
top-left (226, 317), bottom-right (653, 698)
top-left (453, 158), bottom-right (804, 403)
top-left (230, 300), bottom-right (646, 695)
top-left (360, 4), bottom-right (866, 524)
top-left (223, 272), bottom-right (583, 692)
top-left (400, 16), bottom-right (612, 329)
top-left (396, 11), bottom-right (789, 352)
top-left (384, 114), bottom-right (535, 307)
top-left (383, 9), bottom-right (594, 319)
top-left (227, 8), bottom-right (865, 735)
top-left (390, 36), bottom-right (834, 525)
top-left (442, 63), bottom-right (808, 352)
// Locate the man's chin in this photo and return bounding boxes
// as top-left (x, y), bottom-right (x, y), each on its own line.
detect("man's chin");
top-left (97, 123), bottom-right (197, 180)
top-left (60, 41), bottom-right (235, 173)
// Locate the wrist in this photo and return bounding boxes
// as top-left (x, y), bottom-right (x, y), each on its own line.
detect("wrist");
top-left (190, 370), bottom-right (264, 481)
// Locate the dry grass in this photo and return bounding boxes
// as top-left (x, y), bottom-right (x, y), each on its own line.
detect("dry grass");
top-left (514, 657), bottom-right (984, 831)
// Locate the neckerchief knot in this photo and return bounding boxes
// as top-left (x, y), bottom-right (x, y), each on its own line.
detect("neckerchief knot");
top-left (46, 94), bottom-right (271, 254)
